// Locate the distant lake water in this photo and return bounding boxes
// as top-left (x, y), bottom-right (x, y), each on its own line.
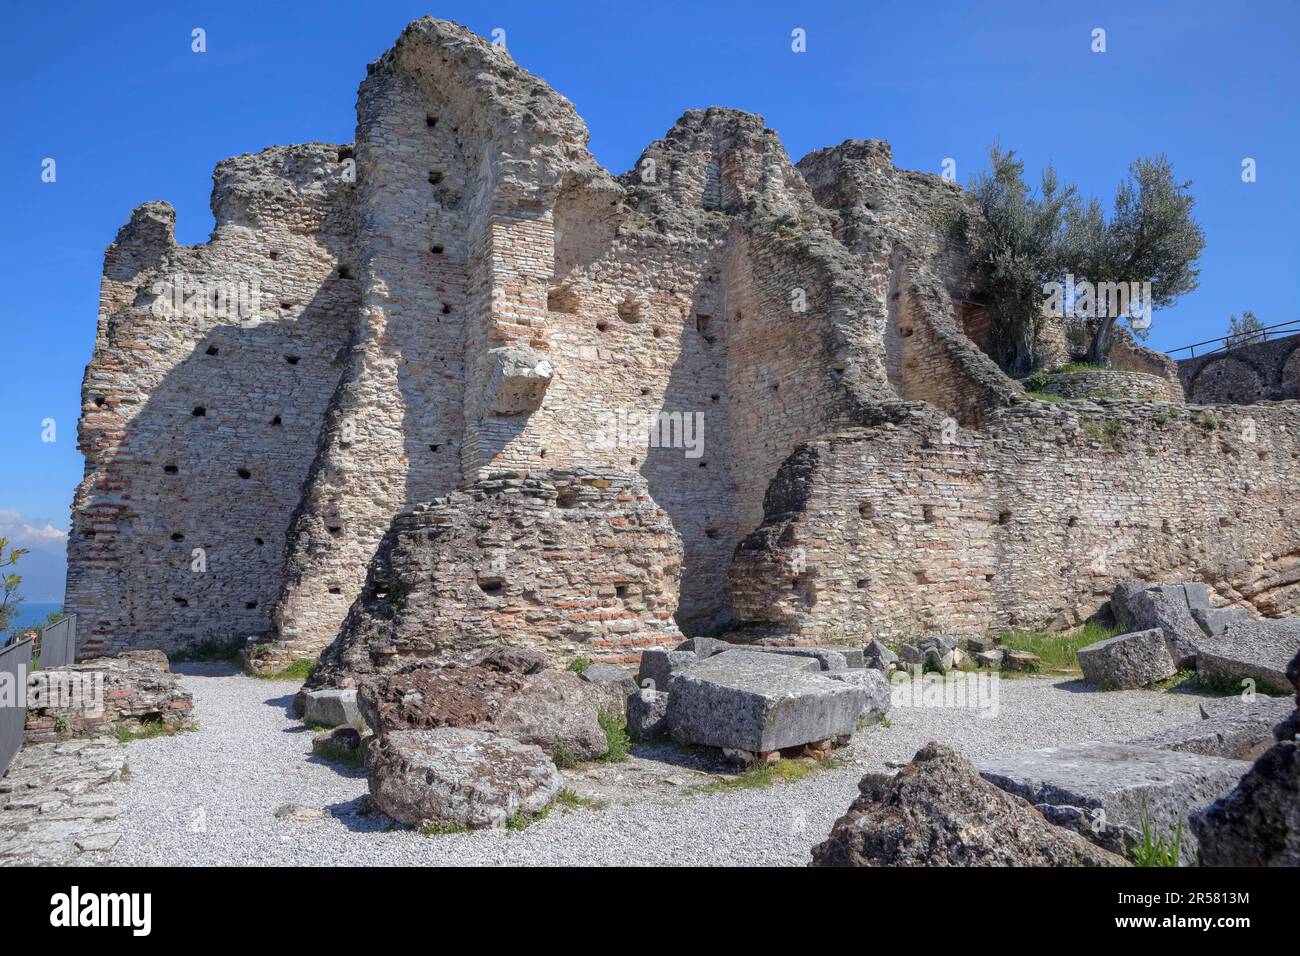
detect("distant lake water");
top-left (7, 602), bottom-right (63, 634)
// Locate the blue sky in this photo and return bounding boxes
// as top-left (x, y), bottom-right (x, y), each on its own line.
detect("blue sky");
top-left (1, 0), bottom-right (1296, 602)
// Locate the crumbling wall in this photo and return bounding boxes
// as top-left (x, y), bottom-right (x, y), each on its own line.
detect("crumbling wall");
top-left (67, 145), bottom-right (358, 657)
top-left (732, 401), bottom-right (1300, 640)
top-left (308, 469), bottom-right (683, 682)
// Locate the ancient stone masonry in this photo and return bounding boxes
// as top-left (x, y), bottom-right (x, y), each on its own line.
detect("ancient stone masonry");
top-left (308, 469), bottom-right (683, 681)
top-left (67, 146), bottom-right (358, 658)
top-left (68, 17), bottom-right (1300, 674)
top-left (1179, 333), bottom-right (1300, 404)
top-left (732, 400), bottom-right (1300, 642)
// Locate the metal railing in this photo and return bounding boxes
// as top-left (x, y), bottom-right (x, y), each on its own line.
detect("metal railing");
top-left (1, 636), bottom-right (34, 778)
top-left (1167, 319), bottom-right (1300, 359)
top-left (38, 614), bottom-right (77, 670)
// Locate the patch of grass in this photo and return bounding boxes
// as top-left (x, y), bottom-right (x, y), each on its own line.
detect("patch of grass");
top-left (996, 619), bottom-right (1125, 675)
top-left (1025, 390), bottom-right (1069, 403)
top-left (119, 763), bottom-right (131, 782)
top-left (418, 820), bottom-right (468, 836)
top-left (172, 636), bottom-right (244, 663)
top-left (597, 710), bottom-right (630, 763)
top-left (115, 720), bottom-right (192, 744)
top-left (701, 755), bottom-right (843, 794)
top-left (506, 802), bottom-right (553, 831)
top-left (554, 788), bottom-right (606, 811)
top-left (253, 658), bottom-right (315, 682)
top-left (1055, 361), bottom-right (1106, 374)
top-left (1149, 669), bottom-right (1197, 691)
top-left (566, 657), bottom-right (592, 675)
top-left (1192, 411), bottom-right (1219, 431)
top-left (1131, 815), bottom-right (1185, 867)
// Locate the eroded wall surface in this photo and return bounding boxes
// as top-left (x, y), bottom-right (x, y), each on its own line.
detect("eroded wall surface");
top-left (732, 401), bottom-right (1300, 640)
top-left (67, 16), bottom-right (1299, 671)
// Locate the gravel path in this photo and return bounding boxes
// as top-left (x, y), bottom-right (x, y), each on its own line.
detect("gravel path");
top-left (108, 663), bottom-right (1213, 866)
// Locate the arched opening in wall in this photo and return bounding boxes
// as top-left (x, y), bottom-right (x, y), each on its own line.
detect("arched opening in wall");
top-left (547, 286), bottom-right (579, 314)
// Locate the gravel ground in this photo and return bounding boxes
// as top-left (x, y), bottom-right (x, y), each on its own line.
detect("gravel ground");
top-left (108, 663), bottom-right (1213, 866)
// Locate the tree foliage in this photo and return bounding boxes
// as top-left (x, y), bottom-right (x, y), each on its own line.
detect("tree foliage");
top-left (1226, 310), bottom-right (1265, 348)
top-left (965, 146), bottom-right (1076, 375)
top-left (0, 537), bottom-right (29, 637)
top-left (964, 149), bottom-right (1205, 372)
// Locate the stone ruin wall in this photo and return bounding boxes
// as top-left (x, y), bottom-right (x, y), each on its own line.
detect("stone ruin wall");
top-left (1179, 334), bottom-right (1300, 404)
top-left (732, 400), bottom-right (1300, 642)
top-left (66, 17), bottom-right (1300, 672)
top-left (66, 146), bottom-right (358, 657)
top-left (310, 470), bottom-right (684, 678)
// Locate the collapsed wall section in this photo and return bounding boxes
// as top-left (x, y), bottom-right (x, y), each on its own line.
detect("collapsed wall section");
top-left (66, 146), bottom-right (358, 657)
top-left (732, 401), bottom-right (1300, 641)
top-left (308, 469), bottom-right (683, 683)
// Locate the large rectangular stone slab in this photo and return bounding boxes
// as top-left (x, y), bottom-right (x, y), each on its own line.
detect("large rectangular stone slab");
top-left (1196, 619), bottom-right (1300, 694)
top-left (666, 652), bottom-right (864, 753)
top-left (1131, 716), bottom-right (1277, 761)
top-left (1076, 628), bottom-right (1177, 690)
top-left (977, 741), bottom-right (1250, 864)
top-left (740, 646), bottom-right (849, 672)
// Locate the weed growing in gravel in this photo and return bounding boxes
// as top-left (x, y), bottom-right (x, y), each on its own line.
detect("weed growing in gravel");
top-left (566, 657), bottom-right (592, 675)
top-left (597, 710), bottom-right (630, 763)
top-left (551, 742), bottom-right (580, 769)
top-left (506, 803), bottom-right (553, 831)
top-left (701, 756), bottom-right (843, 794)
top-left (418, 820), bottom-right (468, 836)
top-left (554, 788), bottom-right (606, 811)
top-left (997, 619), bottom-right (1124, 674)
top-left (115, 720), bottom-right (192, 744)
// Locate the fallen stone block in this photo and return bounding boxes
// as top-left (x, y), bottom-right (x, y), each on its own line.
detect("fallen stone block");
top-left (1191, 649), bottom-right (1299, 865)
top-left (863, 640), bottom-right (898, 671)
top-left (749, 646), bottom-right (848, 672)
top-left (810, 743), bottom-right (1127, 867)
top-left (965, 635), bottom-right (998, 654)
top-left (978, 741), bottom-right (1251, 864)
top-left (1112, 581), bottom-right (1205, 666)
top-left (638, 648), bottom-right (697, 692)
top-left (674, 636), bottom-right (733, 659)
top-left (366, 728), bottom-right (561, 830)
top-left (626, 688), bottom-right (669, 739)
top-left (1196, 619), bottom-right (1300, 694)
top-left (1002, 650), bottom-right (1041, 672)
top-left (667, 651), bottom-right (864, 753)
top-left (1131, 716), bottom-right (1277, 761)
top-left (824, 668), bottom-right (891, 724)
top-left (1076, 628), bottom-right (1177, 690)
top-left (1198, 694), bottom-right (1293, 723)
top-left (975, 649), bottom-right (1004, 669)
top-left (303, 688), bottom-right (363, 729)
top-left (1192, 606), bottom-right (1249, 638)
